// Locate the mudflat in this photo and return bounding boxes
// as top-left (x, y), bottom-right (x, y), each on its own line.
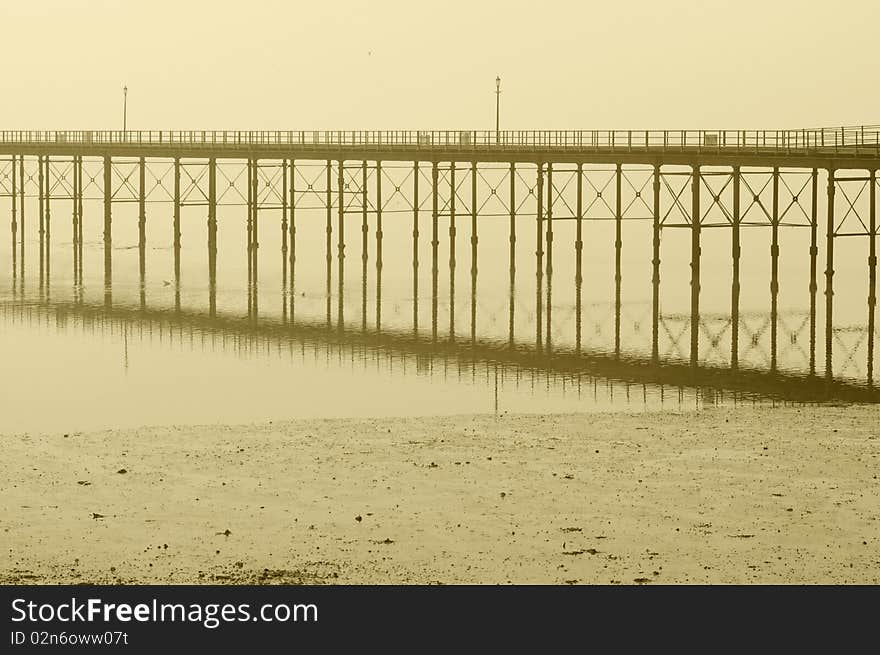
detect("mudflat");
top-left (2, 405), bottom-right (878, 584)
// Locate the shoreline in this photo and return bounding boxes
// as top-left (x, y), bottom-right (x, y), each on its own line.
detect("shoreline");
top-left (3, 405), bottom-right (879, 584)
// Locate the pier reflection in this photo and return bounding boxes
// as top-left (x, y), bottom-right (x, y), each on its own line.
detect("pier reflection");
top-left (2, 292), bottom-right (877, 405)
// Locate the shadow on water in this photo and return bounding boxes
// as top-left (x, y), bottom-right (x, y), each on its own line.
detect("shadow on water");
top-left (4, 294), bottom-right (878, 405)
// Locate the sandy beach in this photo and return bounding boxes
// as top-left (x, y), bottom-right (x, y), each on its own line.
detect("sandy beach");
top-left (2, 405), bottom-right (878, 585)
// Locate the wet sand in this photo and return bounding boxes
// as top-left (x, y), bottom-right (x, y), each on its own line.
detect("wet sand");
top-left (2, 405), bottom-right (879, 584)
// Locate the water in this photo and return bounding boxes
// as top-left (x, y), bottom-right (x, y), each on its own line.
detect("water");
top-left (0, 158), bottom-right (876, 433)
top-left (1, 302), bottom-right (752, 433)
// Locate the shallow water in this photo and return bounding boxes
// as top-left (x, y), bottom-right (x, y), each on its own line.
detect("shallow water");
top-left (1, 302), bottom-right (756, 433)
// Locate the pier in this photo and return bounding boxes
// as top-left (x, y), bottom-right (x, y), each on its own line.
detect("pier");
top-left (1, 127), bottom-right (878, 388)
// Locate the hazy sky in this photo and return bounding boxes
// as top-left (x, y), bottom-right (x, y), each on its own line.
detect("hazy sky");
top-left (1, 0), bottom-right (877, 129)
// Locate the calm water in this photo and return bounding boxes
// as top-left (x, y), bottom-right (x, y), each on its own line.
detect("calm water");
top-left (1, 159), bottom-right (876, 432)
top-left (1, 302), bottom-right (757, 433)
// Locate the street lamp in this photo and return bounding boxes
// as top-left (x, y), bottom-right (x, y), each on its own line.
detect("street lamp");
top-left (123, 85), bottom-right (128, 135)
top-left (495, 76), bottom-right (501, 145)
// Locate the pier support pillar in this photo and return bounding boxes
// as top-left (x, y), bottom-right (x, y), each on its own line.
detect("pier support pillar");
top-left (38, 155), bottom-right (44, 295)
top-left (732, 167), bottom-right (741, 370)
top-left (690, 165), bottom-right (701, 368)
top-left (208, 157), bottom-right (217, 317)
top-left (449, 163), bottom-right (456, 341)
top-left (74, 156), bottom-right (83, 299)
top-left (809, 168), bottom-right (818, 376)
top-left (651, 164), bottom-right (661, 363)
top-left (431, 161), bottom-right (439, 341)
top-left (337, 159), bottom-right (345, 331)
top-left (323, 160), bottom-right (331, 327)
top-left (825, 169), bottom-right (836, 381)
top-left (77, 157), bottom-right (83, 290)
top-left (545, 164), bottom-right (554, 353)
top-left (281, 158), bottom-right (289, 322)
top-left (376, 160), bottom-right (383, 332)
top-left (575, 163), bottom-right (585, 355)
top-left (362, 160), bottom-right (369, 332)
top-left (770, 167), bottom-right (780, 373)
top-left (246, 159), bottom-right (254, 320)
top-left (868, 168), bottom-right (876, 387)
top-left (71, 156), bottom-right (77, 292)
top-left (535, 163), bottom-right (544, 352)
top-left (412, 161), bottom-right (419, 336)
top-left (173, 157), bottom-right (181, 311)
top-left (11, 155), bottom-right (17, 287)
top-left (251, 158), bottom-right (259, 319)
top-left (508, 162), bottom-right (516, 347)
top-left (289, 160), bottom-right (296, 322)
top-left (45, 156), bottom-right (51, 298)
top-left (103, 155), bottom-right (112, 307)
top-left (615, 162), bottom-right (622, 358)
top-left (246, 160), bottom-right (253, 318)
top-left (470, 161), bottom-right (478, 344)
top-left (19, 156), bottom-right (25, 288)
top-left (77, 157), bottom-right (83, 295)
top-left (544, 164), bottom-right (553, 354)
top-left (138, 156), bottom-right (146, 309)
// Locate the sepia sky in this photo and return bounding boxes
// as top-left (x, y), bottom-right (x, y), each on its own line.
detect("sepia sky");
top-left (0, 0), bottom-right (877, 130)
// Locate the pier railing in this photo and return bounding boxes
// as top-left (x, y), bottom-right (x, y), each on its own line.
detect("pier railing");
top-left (1, 126), bottom-right (879, 154)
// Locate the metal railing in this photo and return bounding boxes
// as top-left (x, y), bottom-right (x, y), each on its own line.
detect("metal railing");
top-left (0, 126), bottom-right (878, 154)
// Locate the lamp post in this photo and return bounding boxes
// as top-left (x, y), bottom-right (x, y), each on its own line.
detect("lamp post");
top-left (495, 76), bottom-right (501, 145)
top-left (123, 85), bottom-right (128, 135)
